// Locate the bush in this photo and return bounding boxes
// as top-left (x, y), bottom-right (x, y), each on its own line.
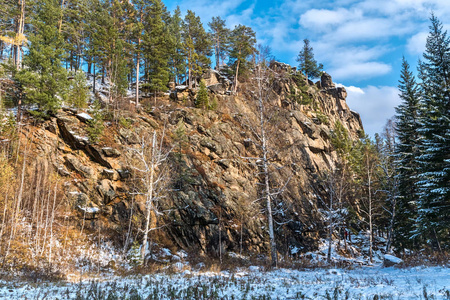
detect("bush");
top-left (67, 70), bottom-right (89, 109)
top-left (195, 79), bottom-right (209, 109)
top-left (86, 99), bottom-right (104, 143)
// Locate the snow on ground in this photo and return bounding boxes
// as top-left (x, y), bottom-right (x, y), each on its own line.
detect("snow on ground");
top-left (1, 266), bottom-right (449, 299)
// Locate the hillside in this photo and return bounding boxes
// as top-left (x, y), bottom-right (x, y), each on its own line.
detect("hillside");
top-left (0, 63), bottom-right (367, 276)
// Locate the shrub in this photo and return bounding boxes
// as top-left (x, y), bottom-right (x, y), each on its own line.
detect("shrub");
top-left (196, 79), bottom-right (209, 109)
top-left (67, 70), bottom-right (89, 109)
top-left (86, 99), bottom-right (104, 143)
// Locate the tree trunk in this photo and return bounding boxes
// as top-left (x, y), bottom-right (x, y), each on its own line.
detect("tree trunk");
top-left (257, 66), bottom-right (277, 268)
top-left (327, 190), bottom-right (333, 263)
top-left (93, 62), bottom-right (96, 94)
top-left (140, 132), bottom-right (157, 264)
top-left (215, 40), bottom-right (220, 70)
top-left (367, 154), bottom-right (373, 263)
top-left (234, 59), bottom-right (240, 94)
top-left (58, 0), bottom-right (65, 33)
top-left (135, 45), bottom-right (140, 107)
top-left (385, 198), bottom-right (396, 253)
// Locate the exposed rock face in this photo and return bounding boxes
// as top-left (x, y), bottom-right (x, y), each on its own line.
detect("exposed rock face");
top-left (23, 64), bottom-right (363, 259)
top-left (321, 72), bottom-right (335, 89)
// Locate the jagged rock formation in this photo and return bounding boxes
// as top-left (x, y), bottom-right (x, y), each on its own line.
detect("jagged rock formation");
top-left (22, 64), bottom-right (363, 259)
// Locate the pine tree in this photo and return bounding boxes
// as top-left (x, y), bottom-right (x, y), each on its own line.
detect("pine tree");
top-left (208, 16), bottom-right (229, 71)
top-left (16, 0), bottom-right (68, 114)
top-left (128, 0), bottom-right (145, 106)
top-left (296, 39), bottom-right (323, 79)
top-left (415, 15), bottom-right (450, 249)
top-left (393, 58), bottom-right (422, 249)
top-left (59, 0), bottom-right (90, 71)
top-left (67, 69), bottom-right (89, 109)
top-left (182, 10), bottom-right (212, 88)
top-left (167, 6), bottom-right (186, 85)
top-left (195, 79), bottom-right (208, 109)
top-left (143, 0), bottom-right (170, 100)
top-left (0, 0), bottom-right (26, 70)
top-left (228, 24), bottom-right (256, 93)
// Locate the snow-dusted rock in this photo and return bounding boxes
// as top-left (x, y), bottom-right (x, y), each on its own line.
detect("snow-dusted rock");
top-left (383, 254), bottom-right (403, 267)
top-left (76, 112), bottom-right (93, 123)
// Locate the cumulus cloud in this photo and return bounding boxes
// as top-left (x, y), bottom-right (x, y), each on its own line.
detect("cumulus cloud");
top-left (299, 8), bottom-right (362, 30)
top-left (330, 62), bottom-right (392, 81)
top-left (407, 31), bottom-right (428, 55)
top-left (344, 85), bottom-right (401, 136)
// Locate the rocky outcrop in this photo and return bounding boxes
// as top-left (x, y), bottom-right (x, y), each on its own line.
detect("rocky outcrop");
top-left (22, 64), bottom-right (364, 259)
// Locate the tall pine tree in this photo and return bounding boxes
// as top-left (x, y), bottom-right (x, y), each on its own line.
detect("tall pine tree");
top-left (208, 16), bottom-right (229, 71)
top-left (16, 0), bottom-right (68, 114)
top-left (143, 0), bottom-right (170, 100)
top-left (228, 24), bottom-right (256, 93)
top-left (182, 10), bottom-right (211, 88)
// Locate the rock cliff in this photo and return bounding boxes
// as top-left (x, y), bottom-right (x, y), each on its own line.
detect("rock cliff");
top-left (20, 64), bottom-right (363, 259)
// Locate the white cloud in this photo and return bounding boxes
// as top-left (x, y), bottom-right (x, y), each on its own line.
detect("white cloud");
top-left (330, 62), bottom-right (392, 81)
top-left (337, 84), bottom-right (365, 94)
top-left (345, 85), bottom-right (401, 136)
top-left (407, 31), bottom-right (428, 55)
top-left (299, 8), bottom-right (362, 30)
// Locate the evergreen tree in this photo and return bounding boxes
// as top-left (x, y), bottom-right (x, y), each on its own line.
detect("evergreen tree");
top-left (393, 58), bottom-right (422, 249)
top-left (67, 70), bottom-right (89, 109)
top-left (168, 6), bottom-right (186, 85)
top-left (143, 0), bottom-right (170, 100)
top-left (415, 15), bottom-right (450, 249)
top-left (182, 10), bottom-right (212, 88)
top-left (208, 16), bottom-right (229, 70)
top-left (0, 0), bottom-right (26, 70)
top-left (296, 39), bottom-right (323, 79)
top-left (130, 0), bottom-right (146, 106)
top-left (195, 78), bottom-right (208, 109)
top-left (59, 0), bottom-right (90, 71)
top-left (16, 0), bottom-right (68, 114)
top-left (228, 24), bottom-right (257, 93)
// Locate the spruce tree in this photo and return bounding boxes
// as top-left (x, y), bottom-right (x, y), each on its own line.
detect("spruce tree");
top-left (296, 39), bottom-right (323, 79)
top-left (16, 0), bottom-right (68, 114)
top-left (393, 58), bottom-right (422, 249)
top-left (415, 15), bottom-right (450, 249)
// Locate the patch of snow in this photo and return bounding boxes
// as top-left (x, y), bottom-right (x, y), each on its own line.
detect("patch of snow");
top-left (78, 206), bottom-right (99, 214)
top-left (76, 112), bottom-right (93, 120)
top-left (384, 254), bottom-right (403, 264)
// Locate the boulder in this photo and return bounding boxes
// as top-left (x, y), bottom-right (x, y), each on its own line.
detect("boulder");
top-left (321, 72), bottom-right (335, 89)
top-left (64, 154), bottom-right (95, 178)
top-left (96, 179), bottom-right (116, 204)
top-left (383, 254), bottom-right (403, 267)
top-left (208, 83), bottom-right (227, 94)
top-left (102, 147), bottom-right (121, 158)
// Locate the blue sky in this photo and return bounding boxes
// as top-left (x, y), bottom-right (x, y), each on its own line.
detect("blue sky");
top-left (164, 0), bottom-right (450, 137)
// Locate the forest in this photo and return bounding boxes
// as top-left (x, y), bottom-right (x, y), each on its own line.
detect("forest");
top-left (0, 0), bottom-right (449, 282)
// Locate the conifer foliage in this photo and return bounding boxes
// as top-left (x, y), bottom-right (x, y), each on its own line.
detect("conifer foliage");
top-left (16, 0), bottom-right (68, 114)
top-left (394, 15), bottom-right (450, 250)
top-left (296, 39), bottom-right (323, 79)
top-left (415, 15), bottom-right (450, 248)
top-left (394, 58), bottom-right (421, 248)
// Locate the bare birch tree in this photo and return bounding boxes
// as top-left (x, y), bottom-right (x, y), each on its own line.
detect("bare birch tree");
top-left (241, 54), bottom-right (291, 268)
top-left (127, 129), bottom-right (171, 264)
